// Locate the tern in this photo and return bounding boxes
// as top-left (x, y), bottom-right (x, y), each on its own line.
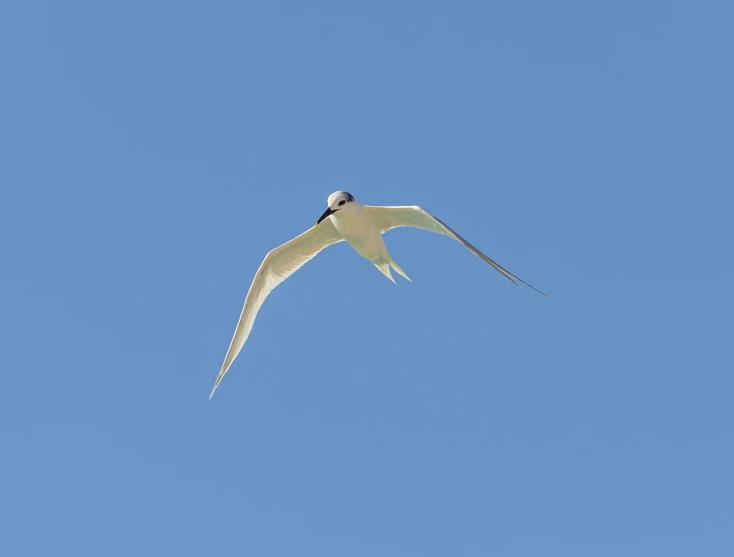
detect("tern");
top-left (210, 191), bottom-right (548, 398)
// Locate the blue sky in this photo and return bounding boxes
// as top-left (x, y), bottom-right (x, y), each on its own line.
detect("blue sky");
top-left (1, 1), bottom-right (733, 555)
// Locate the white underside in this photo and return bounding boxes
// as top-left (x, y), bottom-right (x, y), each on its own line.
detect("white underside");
top-left (329, 204), bottom-right (410, 283)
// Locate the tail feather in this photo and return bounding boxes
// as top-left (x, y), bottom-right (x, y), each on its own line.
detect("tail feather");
top-left (389, 257), bottom-right (411, 282)
top-left (374, 263), bottom-right (396, 283)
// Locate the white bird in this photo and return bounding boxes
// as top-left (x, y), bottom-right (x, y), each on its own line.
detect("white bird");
top-left (210, 191), bottom-right (548, 398)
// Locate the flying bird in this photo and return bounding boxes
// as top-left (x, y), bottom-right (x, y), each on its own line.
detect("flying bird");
top-left (210, 191), bottom-right (548, 398)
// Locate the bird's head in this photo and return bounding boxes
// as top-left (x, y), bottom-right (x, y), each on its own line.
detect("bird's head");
top-left (315, 191), bottom-right (357, 226)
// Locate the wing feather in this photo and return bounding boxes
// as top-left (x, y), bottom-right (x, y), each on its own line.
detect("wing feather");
top-left (366, 205), bottom-right (549, 297)
top-left (210, 220), bottom-right (344, 398)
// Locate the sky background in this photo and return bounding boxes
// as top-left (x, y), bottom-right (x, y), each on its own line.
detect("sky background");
top-left (1, 1), bottom-right (733, 555)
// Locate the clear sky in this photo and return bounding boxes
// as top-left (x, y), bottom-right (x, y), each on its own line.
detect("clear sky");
top-left (1, 1), bottom-right (733, 556)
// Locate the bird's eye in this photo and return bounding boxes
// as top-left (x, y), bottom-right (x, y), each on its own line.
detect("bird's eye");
top-left (338, 200), bottom-right (346, 206)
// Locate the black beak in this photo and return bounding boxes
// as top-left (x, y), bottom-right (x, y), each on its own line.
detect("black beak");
top-left (315, 207), bottom-right (335, 227)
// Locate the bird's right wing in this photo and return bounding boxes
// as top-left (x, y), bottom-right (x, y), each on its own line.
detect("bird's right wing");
top-left (210, 220), bottom-right (344, 398)
top-left (366, 205), bottom-right (549, 297)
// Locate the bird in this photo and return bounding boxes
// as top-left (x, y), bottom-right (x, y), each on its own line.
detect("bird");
top-left (209, 191), bottom-right (548, 398)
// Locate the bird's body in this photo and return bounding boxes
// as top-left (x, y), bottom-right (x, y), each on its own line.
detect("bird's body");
top-left (332, 199), bottom-right (384, 260)
top-left (209, 191), bottom-right (548, 398)
top-left (330, 197), bottom-right (409, 282)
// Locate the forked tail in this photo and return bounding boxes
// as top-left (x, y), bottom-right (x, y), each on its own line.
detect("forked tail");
top-left (388, 256), bottom-right (411, 281)
top-left (373, 256), bottom-right (411, 283)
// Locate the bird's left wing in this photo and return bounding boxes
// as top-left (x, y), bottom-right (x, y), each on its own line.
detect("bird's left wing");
top-left (366, 205), bottom-right (549, 297)
top-left (210, 220), bottom-right (344, 398)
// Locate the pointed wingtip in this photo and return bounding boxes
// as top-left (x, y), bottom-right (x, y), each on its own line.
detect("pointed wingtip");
top-left (519, 283), bottom-right (551, 298)
top-left (510, 274), bottom-right (550, 298)
top-left (209, 379), bottom-right (221, 400)
top-left (509, 276), bottom-right (551, 298)
top-left (525, 283), bottom-right (551, 298)
top-left (209, 359), bottom-right (232, 400)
